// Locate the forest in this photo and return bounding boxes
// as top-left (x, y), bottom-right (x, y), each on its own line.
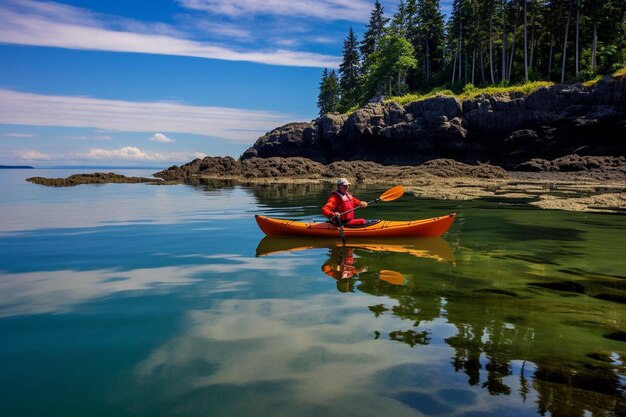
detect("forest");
top-left (318, 0), bottom-right (626, 115)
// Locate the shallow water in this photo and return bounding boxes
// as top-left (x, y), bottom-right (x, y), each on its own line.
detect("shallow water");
top-left (1, 169), bottom-right (624, 416)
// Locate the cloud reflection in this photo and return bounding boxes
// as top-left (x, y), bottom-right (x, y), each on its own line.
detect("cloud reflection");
top-left (136, 295), bottom-right (452, 411)
top-left (0, 255), bottom-right (305, 317)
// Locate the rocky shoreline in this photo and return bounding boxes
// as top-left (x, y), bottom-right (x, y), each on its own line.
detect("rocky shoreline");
top-left (153, 155), bottom-right (626, 213)
top-left (24, 156), bottom-right (626, 213)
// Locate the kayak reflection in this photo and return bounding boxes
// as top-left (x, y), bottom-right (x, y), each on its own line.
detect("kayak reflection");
top-left (256, 236), bottom-right (455, 291)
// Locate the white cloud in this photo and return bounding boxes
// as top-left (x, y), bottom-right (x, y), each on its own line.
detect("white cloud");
top-left (274, 38), bottom-right (300, 47)
top-left (85, 146), bottom-right (205, 162)
top-left (178, 0), bottom-right (372, 21)
top-left (0, 89), bottom-right (295, 143)
top-left (150, 133), bottom-right (174, 143)
top-left (187, 19), bottom-right (252, 40)
top-left (59, 134), bottom-right (112, 141)
top-left (311, 36), bottom-right (337, 45)
top-left (17, 149), bottom-right (51, 160)
top-left (0, 0), bottom-right (341, 68)
top-left (3, 132), bottom-right (35, 138)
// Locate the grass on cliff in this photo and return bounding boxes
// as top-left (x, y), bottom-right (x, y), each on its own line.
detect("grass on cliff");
top-left (613, 65), bottom-right (626, 78)
top-left (385, 81), bottom-right (554, 106)
top-left (581, 65), bottom-right (626, 86)
top-left (341, 66), bottom-right (626, 115)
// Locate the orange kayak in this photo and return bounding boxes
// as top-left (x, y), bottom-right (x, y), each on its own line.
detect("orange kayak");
top-left (255, 213), bottom-right (456, 238)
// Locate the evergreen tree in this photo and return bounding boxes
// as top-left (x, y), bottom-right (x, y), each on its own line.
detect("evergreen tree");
top-left (389, 0), bottom-right (410, 37)
top-left (446, 0), bottom-right (465, 86)
top-left (413, 0), bottom-right (446, 85)
top-left (339, 27), bottom-right (362, 111)
top-left (360, 0), bottom-right (390, 75)
top-left (317, 68), bottom-right (340, 116)
top-left (314, 0), bottom-right (626, 111)
top-left (587, 0), bottom-right (626, 74)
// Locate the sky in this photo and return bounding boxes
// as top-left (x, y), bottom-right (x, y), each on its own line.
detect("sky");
top-left (0, 0), bottom-right (453, 167)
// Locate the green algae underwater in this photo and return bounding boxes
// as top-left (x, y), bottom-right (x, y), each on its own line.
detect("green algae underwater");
top-left (0, 169), bottom-right (624, 416)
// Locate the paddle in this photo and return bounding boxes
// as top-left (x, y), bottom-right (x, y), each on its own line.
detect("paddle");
top-left (333, 185), bottom-right (405, 245)
top-left (338, 185), bottom-right (405, 217)
top-left (379, 270), bottom-right (405, 285)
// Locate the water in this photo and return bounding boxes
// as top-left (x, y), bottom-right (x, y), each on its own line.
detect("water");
top-left (1, 169), bottom-right (624, 417)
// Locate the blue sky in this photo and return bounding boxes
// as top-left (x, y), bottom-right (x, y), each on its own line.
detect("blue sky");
top-left (0, 0), bottom-right (453, 167)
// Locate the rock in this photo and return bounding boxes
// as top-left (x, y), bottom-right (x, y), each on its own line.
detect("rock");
top-left (153, 156), bottom-right (510, 183)
top-left (154, 156), bottom-right (240, 181)
top-left (238, 73), bottom-right (625, 169)
top-left (240, 157), bottom-right (328, 179)
top-left (409, 95), bottom-right (461, 123)
top-left (27, 172), bottom-right (161, 187)
top-left (241, 122), bottom-right (324, 162)
top-left (514, 156), bottom-right (626, 179)
top-left (515, 159), bottom-right (553, 172)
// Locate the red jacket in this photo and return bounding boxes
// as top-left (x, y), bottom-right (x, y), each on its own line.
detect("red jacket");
top-left (322, 190), bottom-right (362, 221)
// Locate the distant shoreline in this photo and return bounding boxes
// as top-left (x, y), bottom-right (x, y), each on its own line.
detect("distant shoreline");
top-left (0, 165), bottom-right (33, 169)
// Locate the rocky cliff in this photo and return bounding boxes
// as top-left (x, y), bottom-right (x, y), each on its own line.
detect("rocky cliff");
top-left (241, 74), bottom-right (626, 170)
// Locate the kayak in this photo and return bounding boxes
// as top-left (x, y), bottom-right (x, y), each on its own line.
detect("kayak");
top-left (255, 213), bottom-right (456, 238)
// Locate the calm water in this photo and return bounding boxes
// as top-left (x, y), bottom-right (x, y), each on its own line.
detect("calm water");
top-left (0, 169), bottom-right (624, 417)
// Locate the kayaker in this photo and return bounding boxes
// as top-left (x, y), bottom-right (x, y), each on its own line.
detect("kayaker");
top-left (322, 178), bottom-right (368, 226)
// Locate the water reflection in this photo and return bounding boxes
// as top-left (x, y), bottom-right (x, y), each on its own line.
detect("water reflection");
top-left (0, 252), bottom-right (309, 317)
top-left (135, 292), bottom-right (625, 417)
top-left (135, 295), bottom-right (458, 416)
top-left (253, 236), bottom-right (625, 416)
top-left (257, 236), bottom-right (455, 292)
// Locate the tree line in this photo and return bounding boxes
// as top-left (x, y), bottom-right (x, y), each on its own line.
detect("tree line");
top-left (318, 0), bottom-right (626, 115)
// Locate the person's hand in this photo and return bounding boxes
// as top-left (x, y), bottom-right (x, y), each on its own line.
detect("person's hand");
top-left (360, 202), bottom-right (368, 208)
top-left (333, 212), bottom-right (341, 219)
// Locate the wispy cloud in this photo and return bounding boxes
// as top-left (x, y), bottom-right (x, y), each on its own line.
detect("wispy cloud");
top-left (178, 0), bottom-right (372, 21)
top-left (3, 132), bottom-right (35, 138)
top-left (0, 0), bottom-right (340, 68)
top-left (185, 19), bottom-right (253, 41)
top-left (17, 149), bottom-right (51, 160)
top-left (84, 146), bottom-right (205, 162)
top-left (59, 134), bottom-right (112, 141)
top-left (0, 89), bottom-right (296, 143)
top-left (150, 133), bottom-right (174, 143)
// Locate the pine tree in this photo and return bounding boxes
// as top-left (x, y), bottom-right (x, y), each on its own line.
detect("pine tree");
top-left (390, 0), bottom-right (410, 37)
top-left (414, 0), bottom-right (446, 85)
top-left (313, 0), bottom-right (626, 112)
top-left (317, 68), bottom-right (340, 116)
top-left (339, 27), bottom-right (362, 111)
top-left (447, 0), bottom-right (464, 86)
top-left (360, 0), bottom-right (390, 76)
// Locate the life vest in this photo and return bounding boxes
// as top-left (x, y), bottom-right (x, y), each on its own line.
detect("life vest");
top-left (332, 190), bottom-right (355, 222)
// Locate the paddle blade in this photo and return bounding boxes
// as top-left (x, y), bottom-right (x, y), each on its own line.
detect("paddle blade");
top-left (379, 185), bottom-right (405, 202)
top-left (379, 270), bottom-right (405, 285)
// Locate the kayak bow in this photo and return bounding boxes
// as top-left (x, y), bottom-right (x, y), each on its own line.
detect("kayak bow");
top-left (255, 213), bottom-right (456, 238)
